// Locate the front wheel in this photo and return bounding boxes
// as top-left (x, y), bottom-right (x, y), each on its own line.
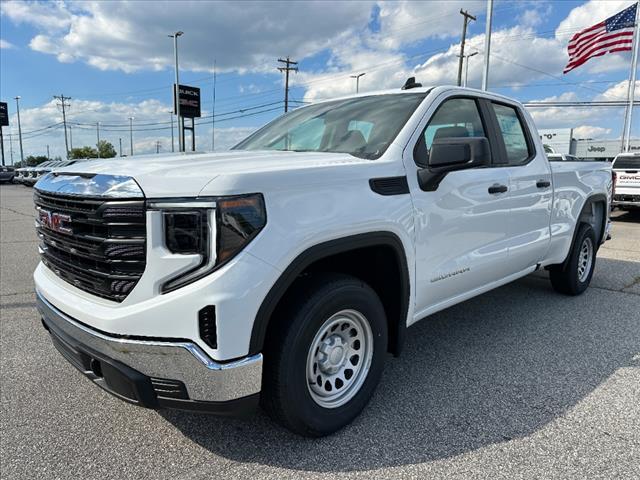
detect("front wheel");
top-left (261, 274), bottom-right (387, 437)
top-left (549, 223), bottom-right (597, 295)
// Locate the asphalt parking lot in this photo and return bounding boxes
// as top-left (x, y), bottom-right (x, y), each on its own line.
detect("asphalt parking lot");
top-left (1, 183), bottom-right (639, 480)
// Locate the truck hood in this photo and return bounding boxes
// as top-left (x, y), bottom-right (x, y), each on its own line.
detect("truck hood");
top-left (52, 150), bottom-right (380, 197)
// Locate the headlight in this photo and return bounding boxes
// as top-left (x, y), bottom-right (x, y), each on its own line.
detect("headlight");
top-left (152, 193), bottom-right (266, 293)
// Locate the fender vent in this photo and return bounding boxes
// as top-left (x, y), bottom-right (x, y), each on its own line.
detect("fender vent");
top-left (369, 176), bottom-right (410, 196)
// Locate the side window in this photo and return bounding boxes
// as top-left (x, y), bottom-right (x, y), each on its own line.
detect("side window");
top-left (492, 103), bottom-right (532, 165)
top-left (422, 98), bottom-right (486, 151)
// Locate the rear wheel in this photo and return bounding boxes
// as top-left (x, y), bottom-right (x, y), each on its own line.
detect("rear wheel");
top-left (261, 274), bottom-right (387, 437)
top-left (549, 223), bottom-right (596, 295)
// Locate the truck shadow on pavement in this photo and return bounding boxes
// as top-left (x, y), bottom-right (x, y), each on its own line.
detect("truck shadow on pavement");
top-left (161, 264), bottom-right (640, 472)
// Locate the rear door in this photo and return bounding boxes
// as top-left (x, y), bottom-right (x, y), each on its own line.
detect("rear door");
top-left (490, 101), bottom-right (552, 272)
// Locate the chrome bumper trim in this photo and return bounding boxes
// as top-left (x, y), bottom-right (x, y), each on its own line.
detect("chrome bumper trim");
top-left (36, 290), bottom-right (262, 402)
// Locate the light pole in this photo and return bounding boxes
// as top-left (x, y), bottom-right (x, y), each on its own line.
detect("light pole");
top-left (350, 72), bottom-right (366, 93)
top-left (463, 51), bottom-right (478, 87)
top-left (129, 117), bottom-right (134, 156)
top-left (169, 31), bottom-right (184, 152)
top-left (14, 96), bottom-right (23, 163)
top-left (96, 121), bottom-right (101, 158)
top-left (169, 110), bottom-right (175, 152)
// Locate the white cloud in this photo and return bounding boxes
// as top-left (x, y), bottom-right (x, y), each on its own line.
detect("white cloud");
top-left (0, 0), bottom-right (72, 31)
top-left (573, 125), bottom-right (612, 139)
top-left (4, 0), bottom-right (375, 73)
top-left (0, 39), bottom-right (16, 49)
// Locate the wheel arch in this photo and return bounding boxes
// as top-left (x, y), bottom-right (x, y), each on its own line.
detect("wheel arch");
top-left (562, 193), bottom-right (608, 268)
top-left (249, 232), bottom-right (411, 357)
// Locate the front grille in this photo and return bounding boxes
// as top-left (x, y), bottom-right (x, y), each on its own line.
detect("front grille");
top-left (34, 191), bottom-right (146, 302)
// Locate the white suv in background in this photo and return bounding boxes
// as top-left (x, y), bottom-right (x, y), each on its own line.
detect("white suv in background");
top-left (612, 152), bottom-right (640, 209)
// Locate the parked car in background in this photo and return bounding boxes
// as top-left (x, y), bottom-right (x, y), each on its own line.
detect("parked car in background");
top-left (24, 160), bottom-right (83, 186)
top-left (0, 166), bottom-right (16, 184)
top-left (34, 84), bottom-right (613, 437)
top-left (612, 152), bottom-right (640, 209)
top-left (17, 161), bottom-right (55, 185)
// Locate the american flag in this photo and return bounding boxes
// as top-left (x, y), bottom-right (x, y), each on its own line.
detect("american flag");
top-left (564, 3), bottom-right (637, 74)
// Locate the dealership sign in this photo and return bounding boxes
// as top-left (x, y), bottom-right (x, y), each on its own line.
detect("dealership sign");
top-left (0, 102), bottom-right (8, 127)
top-left (173, 84), bottom-right (201, 118)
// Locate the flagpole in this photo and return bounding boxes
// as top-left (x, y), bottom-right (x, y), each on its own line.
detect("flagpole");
top-left (481, 0), bottom-right (494, 91)
top-left (622, 1), bottom-right (639, 152)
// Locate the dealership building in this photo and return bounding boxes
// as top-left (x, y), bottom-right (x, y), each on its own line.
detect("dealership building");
top-left (538, 128), bottom-right (640, 161)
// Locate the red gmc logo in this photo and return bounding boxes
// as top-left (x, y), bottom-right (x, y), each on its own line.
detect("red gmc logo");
top-left (38, 209), bottom-right (73, 235)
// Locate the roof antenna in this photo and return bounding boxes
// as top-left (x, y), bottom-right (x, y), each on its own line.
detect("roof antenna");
top-left (401, 77), bottom-right (422, 90)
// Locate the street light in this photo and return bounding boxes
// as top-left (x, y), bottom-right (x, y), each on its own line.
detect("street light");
top-left (463, 51), bottom-right (478, 87)
top-left (14, 96), bottom-right (23, 163)
top-left (129, 117), bottom-right (134, 156)
top-left (350, 72), bottom-right (366, 93)
top-left (168, 31), bottom-right (184, 152)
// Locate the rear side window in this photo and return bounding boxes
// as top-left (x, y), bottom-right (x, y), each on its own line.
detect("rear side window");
top-left (613, 155), bottom-right (640, 169)
top-left (492, 103), bottom-right (532, 165)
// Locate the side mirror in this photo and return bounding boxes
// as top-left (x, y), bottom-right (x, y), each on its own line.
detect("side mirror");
top-left (418, 137), bottom-right (491, 191)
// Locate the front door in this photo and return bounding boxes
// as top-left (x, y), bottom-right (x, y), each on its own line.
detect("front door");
top-left (407, 95), bottom-right (514, 318)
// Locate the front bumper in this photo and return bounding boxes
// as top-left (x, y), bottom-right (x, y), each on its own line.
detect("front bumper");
top-left (37, 291), bottom-right (262, 415)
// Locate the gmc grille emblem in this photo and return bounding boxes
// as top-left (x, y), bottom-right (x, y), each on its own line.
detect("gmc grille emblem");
top-left (38, 209), bottom-right (73, 235)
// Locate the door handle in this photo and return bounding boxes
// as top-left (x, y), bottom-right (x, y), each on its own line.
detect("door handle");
top-left (536, 179), bottom-right (551, 188)
top-left (488, 183), bottom-right (508, 194)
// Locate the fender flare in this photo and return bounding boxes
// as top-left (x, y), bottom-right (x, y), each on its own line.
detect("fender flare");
top-left (248, 231), bottom-right (410, 356)
top-left (561, 193), bottom-right (608, 269)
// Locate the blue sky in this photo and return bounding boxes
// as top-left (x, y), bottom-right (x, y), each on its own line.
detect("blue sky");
top-left (0, 0), bottom-right (638, 160)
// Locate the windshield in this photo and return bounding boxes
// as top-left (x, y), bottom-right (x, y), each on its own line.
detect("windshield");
top-left (613, 155), bottom-right (640, 169)
top-left (233, 93), bottom-right (427, 160)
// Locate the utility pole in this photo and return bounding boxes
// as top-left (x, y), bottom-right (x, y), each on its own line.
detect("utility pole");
top-left (46, 144), bottom-right (50, 159)
top-left (350, 72), bottom-right (366, 93)
top-left (69, 125), bottom-right (73, 150)
top-left (212, 59), bottom-right (216, 151)
top-left (169, 31), bottom-right (184, 152)
top-left (278, 57), bottom-right (298, 112)
top-left (96, 121), bottom-right (100, 158)
top-left (129, 117), bottom-right (134, 156)
top-left (53, 94), bottom-right (71, 158)
top-left (156, 140), bottom-right (161, 154)
top-left (482, 0), bottom-right (494, 91)
top-left (457, 9), bottom-right (476, 87)
top-left (14, 96), bottom-right (24, 163)
top-left (169, 110), bottom-right (175, 152)
top-left (119, 137), bottom-right (123, 157)
top-left (0, 127), bottom-right (4, 166)
top-left (9, 128), bottom-right (14, 165)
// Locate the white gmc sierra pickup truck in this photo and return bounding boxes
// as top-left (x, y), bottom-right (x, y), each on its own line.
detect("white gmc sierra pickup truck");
top-left (34, 83), bottom-right (613, 436)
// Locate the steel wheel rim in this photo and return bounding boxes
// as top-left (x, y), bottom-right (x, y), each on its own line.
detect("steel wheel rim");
top-left (577, 236), bottom-right (594, 283)
top-left (306, 309), bottom-right (374, 409)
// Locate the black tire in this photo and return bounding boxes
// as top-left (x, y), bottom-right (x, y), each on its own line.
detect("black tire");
top-left (261, 273), bottom-right (387, 437)
top-left (549, 223), bottom-right (597, 295)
